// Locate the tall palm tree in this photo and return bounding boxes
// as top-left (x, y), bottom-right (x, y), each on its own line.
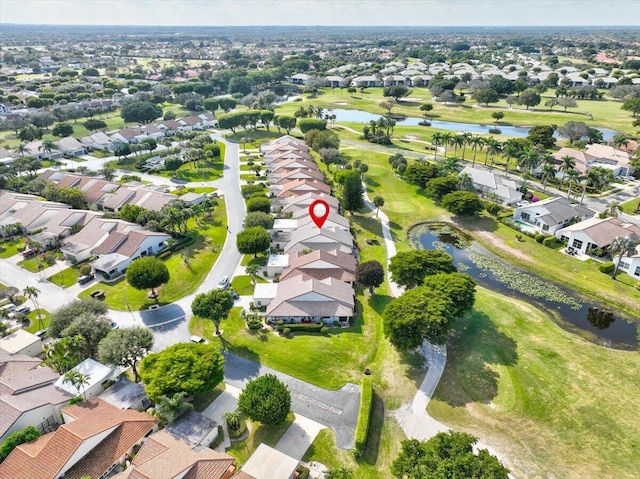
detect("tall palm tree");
top-left (245, 263), bottom-right (260, 285)
top-left (541, 163), bottom-right (556, 193)
top-left (610, 235), bottom-right (638, 280)
top-left (501, 138), bottom-right (521, 178)
top-left (611, 134), bottom-right (630, 150)
top-left (468, 135), bottom-right (484, 167)
top-left (485, 138), bottom-right (503, 170)
top-left (559, 155), bottom-right (576, 184)
top-left (63, 371), bottom-right (91, 399)
top-left (457, 172), bottom-right (474, 191)
top-left (14, 143), bottom-right (28, 157)
top-left (518, 146), bottom-right (541, 177)
top-left (459, 132), bottom-right (471, 160)
top-left (566, 169), bottom-right (580, 200)
top-left (441, 157), bottom-right (461, 175)
top-left (430, 132), bottom-right (443, 160)
top-left (440, 132), bottom-right (453, 159)
top-left (606, 201), bottom-right (623, 218)
top-left (39, 139), bottom-right (56, 161)
top-left (23, 286), bottom-right (42, 328)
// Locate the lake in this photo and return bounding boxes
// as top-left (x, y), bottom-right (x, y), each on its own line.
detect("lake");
top-left (411, 223), bottom-right (639, 350)
top-left (329, 108), bottom-right (621, 141)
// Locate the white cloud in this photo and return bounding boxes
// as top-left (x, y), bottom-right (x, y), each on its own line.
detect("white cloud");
top-left (0, 0), bottom-right (638, 26)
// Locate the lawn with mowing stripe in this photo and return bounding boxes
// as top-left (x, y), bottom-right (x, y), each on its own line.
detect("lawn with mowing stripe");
top-left (230, 275), bottom-right (266, 296)
top-left (25, 309), bottom-right (51, 333)
top-left (429, 287), bottom-right (640, 479)
top-left (79, 205), bottom-right (227, 310)
top-left (619, 197), bottom-right (640, 215)
top-left (47, 263), bottom-right (87, 288)
top-left (0, 238), bottom-right (24, 259)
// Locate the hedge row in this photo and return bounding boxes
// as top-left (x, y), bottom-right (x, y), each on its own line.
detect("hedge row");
top-left (276, 322), bottom-right (323, 333)
top-left (353, 376), bottom-right (373, 458)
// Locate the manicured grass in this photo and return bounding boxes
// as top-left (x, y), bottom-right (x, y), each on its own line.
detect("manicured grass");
top-left (192, 382), bottom-right (226, 413)
top-left (240, 255), bottom-right (268, 267)
top-left (47, 264), bottom-right (85, 288)
top-left (79, 205), bottom-right (227, 310)
top-left (226, 413), bottom-right (295, 467)
top-left (240, 173), bottom-right (261, 181)
top-left (619, 197), bottom-right (640, 215)
top-left (0, 238), bottom-right (24, 259)
top-left (230, 275), bottom-right (267, 296)
top-left (24, 309), bottom-right (51, 333)
top-left (428, 287), bottom-right (640, 479)
top-left (225, 130), bottom-right (284, 143)
top-left (18, 256), bottom-right (51, 273)
top-left (170, 187), bottom-right (216, 196)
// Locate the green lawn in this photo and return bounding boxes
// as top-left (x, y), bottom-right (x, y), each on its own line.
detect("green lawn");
top-left (428, 287), bottom-right (640, 479)
top-left (0, 238), bottom-right (24, 259)
top-left (24, 309), bottom-right (51, 333)
top-left (226, 413), bottom-right (295, 467)
top-left (240, 255), bottom-right (268, 267)
top-left (47, 264), bottom-right (87, 288)
top-left (18, 256), bottom-right (51, 273)
top-left (170, 187), bottom-right (216, 196)
top-left (619, 197), bottom-right (640, 215)
top-left (230, 275), bottom-right (267, 296)
top-left (79, 205), bottom-right (227, 310)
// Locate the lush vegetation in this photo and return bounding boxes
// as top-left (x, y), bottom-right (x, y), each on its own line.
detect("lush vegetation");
top-left (353, 376), bottom-right (373, 458)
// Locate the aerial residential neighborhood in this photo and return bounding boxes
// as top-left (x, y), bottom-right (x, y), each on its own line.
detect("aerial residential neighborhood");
top-left (0, 1), bottom-right (639, 478)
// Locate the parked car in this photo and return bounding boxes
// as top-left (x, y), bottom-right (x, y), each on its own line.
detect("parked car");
top-left (110, 321), bottom-right (119, 329)
top-left (22, 248), bottom-right (37, 258)
top-left (190, 335), bottom-right (207, 344)
top-left (208, 192), bottom-right (218, 198)
top-left (35, 329), bottom-right (48, 339)
top-left (231, 291), bottom-right (239, 300)
top-left (78, 274), bottom-right (94, 285)
top-left (148, 304), bottom-right (160, 311)
top-left (15, 305), bottom-right (30, 315)
top-left (216, 276), bottom-right (230, 290)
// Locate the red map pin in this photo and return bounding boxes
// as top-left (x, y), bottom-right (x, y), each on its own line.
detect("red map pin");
top-left (309, 199), bottom-right (330, 229)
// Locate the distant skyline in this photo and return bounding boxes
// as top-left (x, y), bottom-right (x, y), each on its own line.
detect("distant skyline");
top-left (1, 0), bottom-right (639, 27)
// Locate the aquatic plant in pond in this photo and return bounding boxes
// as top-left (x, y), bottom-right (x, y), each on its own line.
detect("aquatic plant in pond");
top-left (467, 250), bottom-right (582, 310)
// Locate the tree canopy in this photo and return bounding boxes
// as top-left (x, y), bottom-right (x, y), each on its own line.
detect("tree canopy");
top-left (340, 169), bottom-right (365, 213)
top-left (98, 327), bottom-right (154, 382)
top-left (62, 313), bottom-right (112, 358)
top-left (356, 260), bottom-right (385, 292)
top-left (243, 211), bottom-right (274, 229)
top-left (383, 85), bottom-right (410, 101)
top-left (246, 196), bottom-right (271, 214)
top-left (191, 289), bottom-right (235, 335)
top-left (423, 272), bottom-right (476, 318)
top-left (120, 101), bottom-right (162, 124)
top-left (441, 191), bottom-right (484, 216)
top-left (49, 298), bottom-right (108, 338)
top-left (0, 426), bottom-right (41, 459)
top-left (139, 343), bottom-right (225, 402)
top-left (391, 432), bottom-right (510, 479)
top-left (389, 250), bottom-right (456, 289)
top-left (236, 226), bottom-right (271, 257)
top-left (126, 257), bottom-right (170, 301)
top-left (238, 374), bottom-right (291, 425)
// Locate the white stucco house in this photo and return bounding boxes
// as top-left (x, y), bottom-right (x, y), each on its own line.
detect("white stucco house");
top-left (55, 358), bottom-right (115, 399)
top-left (613, 244), bottom-right (640, 280)
top-left (512, 197), bottom-right (593, 235)
top-left (0, 329), bottom-right (43, 357)
top-left (555, 217), bottom-right (640, 255)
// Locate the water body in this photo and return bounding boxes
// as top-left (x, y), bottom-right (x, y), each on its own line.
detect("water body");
top-left (411, 223), bottom-right (639, 350)
top-left (330, 108), bottom-right (620, 141)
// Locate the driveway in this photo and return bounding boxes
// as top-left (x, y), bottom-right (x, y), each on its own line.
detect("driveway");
top-left (222, 351), bottom-right (360, 449)
top-left (274, 413), bottom-right (325, 460)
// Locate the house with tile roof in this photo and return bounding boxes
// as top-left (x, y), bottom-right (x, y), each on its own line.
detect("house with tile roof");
top-left (111, 429), bottom-right (235, 479)
top-left (266, 158), bottom-right (319, 176)
top-left (279, 249), bottom-right (357, 284)
top-left (269, 167), bottom-right (325, 186)
top-left (460, 166), bottom-right (523, 205)
top-left (90, 229), bottom-right (171, 278)
top-left (283, 224), bottom-right (354, 255)
top-left (513, 197), bottom-right (594, 235)
top-left (56, 136), bottom-right (87, 157)
top-left (110, 127), bottom-right (143, 144)
top-left (274, 179), bottom-right (332, 202)
top-left (265, 276), bottom-right (355, 324)
top-left (0, 364), bottom-right (73, 443)
top-left (584, 143), bottom-right (634, 177)
top-left (278, 192), bottom-right (340, 215)
top-left (0, 398), bottom-right (157, 479)
top-left (261, 135), bottom-right (309, 154)
top-left (0, 191), bottom-right (72, 235)
top-left (271, 212), bottom-right (349, 249)
top-left (555, 217), bottom-right (640, 255)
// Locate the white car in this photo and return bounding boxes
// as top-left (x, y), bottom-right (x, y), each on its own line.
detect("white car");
top-left (190, 335), bottom-right (207, 344)
top-left (216, 276), bottom-right (230, 290)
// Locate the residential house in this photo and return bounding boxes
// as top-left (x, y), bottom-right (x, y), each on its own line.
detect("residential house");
top-left (0, 398), bottom-right (156, 479)
top-left (99, 186), bottom-right (174, 212)
top-left (179, 192), bottom-right (206, 205)
top-left (556, 217), bottom-right (640, 255)
top-left (266, 158), bottom-right (318, 176)
top-left (134, 124), bottom-right (166, 142)
top-left (613, 243), bottom-right (640, 280)
top-left (79, 131), bottom-right (113, 151)
top-left (551, 147), bottom-right (593, 175)
top-left (584, 144), bottom-right (634, 177)
top-left (274, 179), bottom-right (331, 202)
top-left (90, 229), bottom-right (171, 278)
top-left (0, 330), bottom-right (42, 357)
top-left (265, 276), bottom-right (354, 324)
top-left (111, 429), bottom-right (235, 479)
top-left (513, 197), bottom-right (594, 235)
top-left (235, 444), bottom-right (299, 479)
top-left (271, 212), bottom-right (349, 249)
top-left (197, 112), bottom-right (218, 127)
top-left (54, 358), bottom-right (115, 399)
top-left (291, 206), bottom-right (350, 230)
top-left (0, 363), bottom-right (73, 443)
top-left (157, 119), bottom-right (181, 134)
top-left (289, 73), bottom-right (311, 85)
top-left (0, 349), bottom-right (41, 378)
top-left (268, 167), bottom-right (324, 186)
top-left (325, 75), bottom-right (349, 88)
top-left (264, 149), bottom-right (313, 166)
top-left (279, 192), bottom-right (340, 215)
top-left (110, 128), bottom-right (142, 144)
top-left (60, 216), bottom-right (142, 262)
top-left (279, 249), bottom-right (357, 284)
top-left (266, 254), bottom-right (289, 277)
top-left (351, 75), bottom-right (383, 88)
top-left (178, 115), bottom-right (204, 131)
top-left (0, 146), bottom-right (17, 166)
top-left (253, 282), bottom-right (279, 308)
top-left (99, 378), bottom-right (150, 411)
top-left (56, 136), bottom-right (87, 157)
top-left (23, 140), bottom-right (63, 160)
top-left (261, 135), bottom-right (309, 153)
top-left (283, 224), bottom-right (354, 255)
top-left (460, 166), bottom-right (523, 205)
top-left (0, 191), bottom-right (72, 235)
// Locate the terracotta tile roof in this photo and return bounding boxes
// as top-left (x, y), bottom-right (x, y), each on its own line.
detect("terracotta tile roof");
top-left (269, 158), bottom-right (318, 173)
top-left (0, 398), bottom-right (155, 479)
top-left (114, 128), bottom-right (142, 141)
top-left (93, 231), bottom-right (128, 255)
top-left (57, 174), bottom-right (82, 188)
top-left (280, 192), bottom-right (339, 214)
top-left (0, 350), bottom-right (41, 378)
top-left (276, 179), bottom-right (331, 198)
top-left (113, 430), bottom-right (235, 479)
top-left (272, 168), bottom-right (324, 184)
top-left (280, 249), bottom-right (357, 283)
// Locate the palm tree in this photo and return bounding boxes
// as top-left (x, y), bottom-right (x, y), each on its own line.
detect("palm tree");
top-left (559, 155), bottom-right (576, 193)
top-left (611, 134), bottom-right (630, 150)
top-left (430, 132), bottom-right (443, 160)
top-left (580, 167), bottom-right (611, 205)
top-left (63, 371), bottom-right (91, 399)
top-left (468, 135), bottom-right (484, 167)
top-left (325, 466), bottom-right (354, 479)
top-left (39, 139), bottom-right (56, 161)
top-left (518, 146), bottom-right (541, 177)
top-left (14, 143), bottom-right (28, 157)
top-left (459, 132), bottom-right (471, 160)
top-left (541, 163), bottom-right (556, 193)
top-left (23, 286), bottom-right (42, 329)
top-left (457, 172), bottom-right (474, 191)
top-left (245, 262), bottom-right (260, 285)
top-left (223, 409), bottom-right (244, 431)
top-left (606, 201), bottom-right (623, 218)
top-left (155, 391), bottom-right (193, 425)
top-left (373, 195), bottom-right (385, 216)
top-left (501, 138), bottom-right (521, 178)
top-left (610, 235), bottom-right (638, 280)
top-left (485, 138), bottom-right (502, 170)
top-left (441, 157), bottom-right (461, 175)
top-left (440, 132), bottom-right (453, 159)
top-left (566, 169), bottom-right (580, 200)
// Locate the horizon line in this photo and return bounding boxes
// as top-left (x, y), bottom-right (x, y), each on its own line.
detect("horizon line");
top-left (2, 23), bottom-right (639, 28)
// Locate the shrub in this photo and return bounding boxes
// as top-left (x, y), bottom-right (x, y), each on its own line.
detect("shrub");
top-left (282, 323), bottom-right (324, 333)
top-left (599, 262), bottom-right (615, 274)
top-left (523, 191), bottom-right (534, 200)
top-left (283, 327), bottom-right (292, 337)
top-left (79, 264), bottom-right (92, 275)
top-left (276, 320), bottom-right (284, 331)
top-left (535, 234), bottom-right (546, 244)
top-left (247, 318), bottom-right (262, 330)
top-left (488, 127), bottom-right (502, 134)
top-left (353, 376), bottom-right (373, 458)
top-left (542, 236), bottom-right (557, 247)
top-left (485, 202), bottom-right (502, 216)
top-left (320, 326), bottom-right (329, 334)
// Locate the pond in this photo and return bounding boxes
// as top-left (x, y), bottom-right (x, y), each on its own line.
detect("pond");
top-left (411, 223), bottom-right (639, 350)
top-left (330, 108), bottom-right (621, 141)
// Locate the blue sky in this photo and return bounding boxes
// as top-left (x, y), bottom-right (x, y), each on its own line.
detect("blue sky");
top-left (1, 0), bottom-right (639, 26)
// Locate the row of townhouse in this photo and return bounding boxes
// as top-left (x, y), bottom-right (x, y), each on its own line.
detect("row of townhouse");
top-left (0, 348), bottom-right (238, 479)
top-left (251, 135), bottom-right (358, 327)
top-left (551, 142), bottom-right (637, 179)
top-left (0, 190), bottom-right (171, 277)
